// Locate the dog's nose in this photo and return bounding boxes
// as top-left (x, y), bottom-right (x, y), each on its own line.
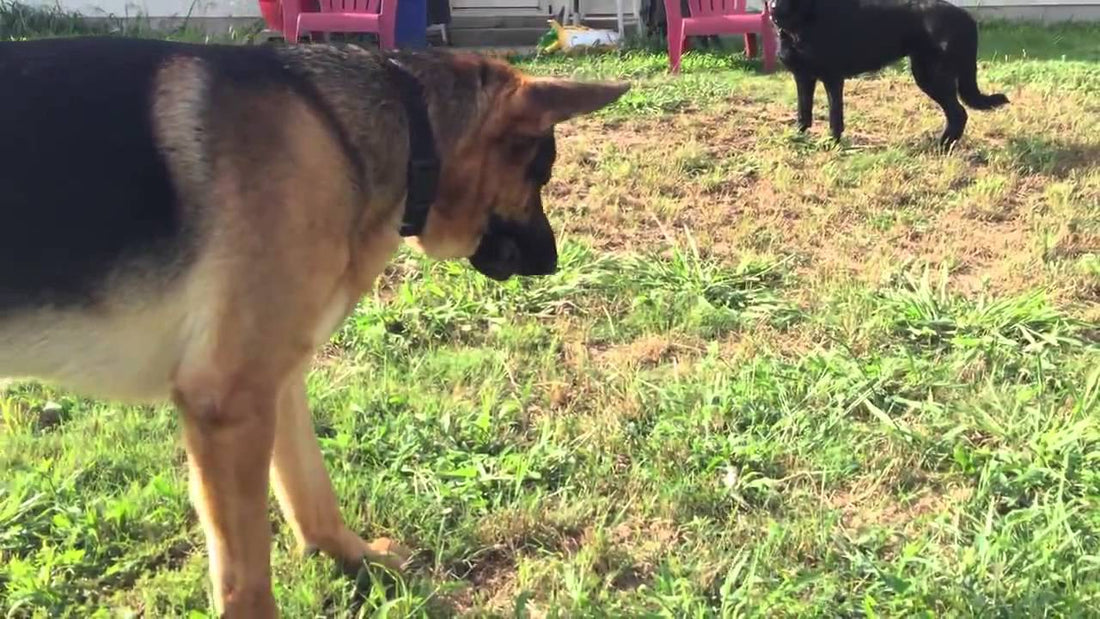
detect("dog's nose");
top-left (521, 248), bottom-right (557, 276)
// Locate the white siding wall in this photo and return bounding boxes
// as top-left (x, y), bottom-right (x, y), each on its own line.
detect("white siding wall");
top-left (20, 0), bottom-right (1100, 20)
top-left (23, 0), bottom-right (262, 18)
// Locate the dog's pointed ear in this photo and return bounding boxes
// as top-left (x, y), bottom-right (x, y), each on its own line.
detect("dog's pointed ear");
top-left (510, 77), bottom-right (630, 133)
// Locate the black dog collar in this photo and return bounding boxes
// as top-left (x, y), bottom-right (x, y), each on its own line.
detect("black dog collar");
top-left (384, 58), bottom-right (440, 237)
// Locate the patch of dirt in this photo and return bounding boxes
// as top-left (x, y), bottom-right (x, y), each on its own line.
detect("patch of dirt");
top-left (828, 482), bottom-right (973, 536)
top-left (599, 518), bottom-right (683, 591)
top-left (894, 209), bottom-right (1031, 296)
top-left (591, 335), bottom-right (699, 369)
top-left (1044, 219), bottom-right (1100, 262)
top-left (609, 517), bottom-right (682, 558)
top-left (717, 322), bottom-right (822, 364)
top-left (443, 511), bottom-right (590, 615)
top-left (439, 544), bottom-right (526, 616)
top-left (448, 510), bottom-right (685, 614)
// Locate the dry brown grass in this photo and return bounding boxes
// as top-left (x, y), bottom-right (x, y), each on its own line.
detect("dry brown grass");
top-left (545, 78), bottom-right (1099, 316)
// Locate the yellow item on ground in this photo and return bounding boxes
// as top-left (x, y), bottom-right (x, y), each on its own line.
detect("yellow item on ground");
top-left (538, 19), bottom-right (622, 54)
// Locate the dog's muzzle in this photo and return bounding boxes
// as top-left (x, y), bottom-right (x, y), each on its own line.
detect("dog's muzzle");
top-left (468, 212), bottom-right (557, 281)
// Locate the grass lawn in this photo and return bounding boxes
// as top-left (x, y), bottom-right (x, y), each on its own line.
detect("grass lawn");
top-left (2, 14), bottom-right (1099, 617)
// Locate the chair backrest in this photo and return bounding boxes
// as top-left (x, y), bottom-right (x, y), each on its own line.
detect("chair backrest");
top-left (317, 0), bottom-right (382, 13)
top-left (686, 0), bottom-right (747, 16)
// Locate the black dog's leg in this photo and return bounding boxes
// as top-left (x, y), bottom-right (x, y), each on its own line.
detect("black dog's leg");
top-left (910, 55), bottom-right (968, 148)
top-left (823, 78), bottom-right (845, 141)
top-left (794, 73), bottom-right (817, 133)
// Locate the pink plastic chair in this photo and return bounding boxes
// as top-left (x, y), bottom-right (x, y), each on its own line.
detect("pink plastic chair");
top-left (284, 0), bottom-right (397, 49)
top-left (663, 0), bottom-right (777, 73)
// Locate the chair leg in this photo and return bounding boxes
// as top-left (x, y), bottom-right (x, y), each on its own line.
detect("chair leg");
top-left (668, 23), bottom-right (685, 73)
top-left (380, 26), bottom-right (396, 50)
top-left (761, 24), bottom-right (778, 73)
top-left (744, 33), bottom-right (759, 59)
top-left (289, 18), bottom-right (301, 45)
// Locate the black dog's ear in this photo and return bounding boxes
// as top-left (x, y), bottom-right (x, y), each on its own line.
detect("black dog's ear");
top-left (776, 0), bottom-right (816, 22)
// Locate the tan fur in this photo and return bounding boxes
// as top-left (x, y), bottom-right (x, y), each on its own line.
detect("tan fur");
top-left (153, 57), bottom-right (213, 202)
top-left (0, 294), bottom-right (189, 401)
top-left (1, 42), bottom-right (627, 617)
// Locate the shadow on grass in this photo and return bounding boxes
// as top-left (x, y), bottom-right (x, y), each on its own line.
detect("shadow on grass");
top-left (330, 562), bottom-right (459, 618)
top-left (886, 131), bottom-right (1100, 172)
top-left (1005, 135), bottom-right (1100, 177)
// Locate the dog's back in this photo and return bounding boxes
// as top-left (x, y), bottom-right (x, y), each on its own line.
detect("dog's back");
top-left (0, 39), bottom-right (330, 309)
top-left (775, 0), bottom-right (980, 76)
top-left (2, 39), bottom-right (184, 397)
top-left (1, 38), bottom-right (189, 312)
top-left (0, 38), bottom-right (361, 401)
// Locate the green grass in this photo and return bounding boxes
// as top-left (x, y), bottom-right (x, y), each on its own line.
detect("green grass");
top-left (0, 0), bottom-right (261, 42)
top-left (2, 11), bottom-right (1100, 617)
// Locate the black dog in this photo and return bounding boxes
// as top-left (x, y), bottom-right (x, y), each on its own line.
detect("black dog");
top-left (769, 0), bottom-right (1008, 147)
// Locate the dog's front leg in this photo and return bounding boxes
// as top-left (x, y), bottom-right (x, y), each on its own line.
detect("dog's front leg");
top-left (271, 380), bottom-right (411, 574)
top-left (175, 377), bottom-right (280, 618)
top-left (794, 72), bottom-right (817, 132)
top-left (823, 78), bottom-right (845, 141)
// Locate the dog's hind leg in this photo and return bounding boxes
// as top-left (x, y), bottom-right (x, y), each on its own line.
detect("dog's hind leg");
top-left (174, 371), bottom-right (283, 618)
top-left (794, 73), bottom-right (817, 133)
top-left (271, 380), bottom-right (411, 573)
top-left (910, 55), bottom-right (968, 148)
top-left (823, 78), bottom-right (845, 141)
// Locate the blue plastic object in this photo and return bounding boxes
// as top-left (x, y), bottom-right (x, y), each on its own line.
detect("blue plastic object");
top-left (394, 0), bottom-right (428, 48)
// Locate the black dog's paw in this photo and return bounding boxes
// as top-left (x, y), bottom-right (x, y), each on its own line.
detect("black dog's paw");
top-left (922, 132), bottom-right (961, 155)
top-left (785, 126), bottom-right (813, 144)
top-left (936, 131), bottom-right (965, 153)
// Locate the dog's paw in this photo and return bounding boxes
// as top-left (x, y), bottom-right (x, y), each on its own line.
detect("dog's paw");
top-left (344, 537), bottom-right (414, 603)
top-left (934, 135), bottom-right (962, 154)
top-left (362, 537), bottom-right (413, 572)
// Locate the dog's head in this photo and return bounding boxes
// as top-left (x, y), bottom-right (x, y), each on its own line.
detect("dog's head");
top-left (769, 0), bottom-right (815, 31)
top-left (402, 53), bottom-right (629, 281)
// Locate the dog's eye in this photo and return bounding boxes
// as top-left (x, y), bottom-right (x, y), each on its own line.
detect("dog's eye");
top-left (478, 61), bottom-right (492, 88)
top-left (527, 135), bottom-right (556, 186)
top-left (501, 135), bottom-right (555, 186)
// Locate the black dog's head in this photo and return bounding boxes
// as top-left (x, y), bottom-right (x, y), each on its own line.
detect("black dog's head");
top-left (467, 133), bottom-right (558, 281)
top-left (769, 0), bottom-right (815, 31)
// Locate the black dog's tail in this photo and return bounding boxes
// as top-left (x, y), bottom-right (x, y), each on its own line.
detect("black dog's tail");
top-left (956, 38), bottom-right (1009, 110)
top-left (959, 68), bottom-right (1009, 109)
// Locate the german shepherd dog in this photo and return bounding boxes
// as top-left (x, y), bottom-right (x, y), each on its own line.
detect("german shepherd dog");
top-left (768, 0), bottom-right (1009, 147)
top-left (0, 37), bottom-right (628, 615)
